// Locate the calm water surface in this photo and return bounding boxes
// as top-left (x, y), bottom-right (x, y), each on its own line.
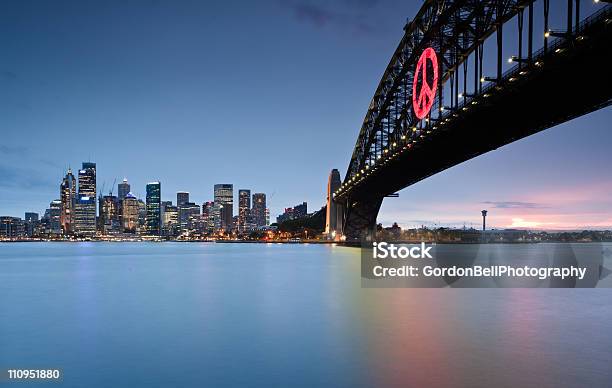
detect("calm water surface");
top-left (1, 242), bottom-right (611, 387)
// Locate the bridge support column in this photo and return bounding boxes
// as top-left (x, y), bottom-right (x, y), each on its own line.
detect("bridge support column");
top-left (342, 196), bottom-right (384, 246)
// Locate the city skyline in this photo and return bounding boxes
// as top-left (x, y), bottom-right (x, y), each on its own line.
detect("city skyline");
top-left (1, 1), bottom-right (611, 230)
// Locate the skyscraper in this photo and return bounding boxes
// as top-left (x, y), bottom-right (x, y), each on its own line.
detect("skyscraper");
top-left (49, 199), bottom-right (62, 235)
top-left (325, 169), bottom-right (343, 238)
top-left (100, 195), bottom-right (120, 234)
top-left (202, 201), bottom-right (214, 232)
top-left (238, 189), bottom-right (251, 232)
top-left (214, 184), bottom-right (233, 231)
top-left (178, 202), bottom-right (200, 234)
top-left (145, 182), bottom-right (161, 235)
top-left (251, 193), bottom-right (266, 228)
top-left (60, 168), bottom-right (76, 235)
top-left (73, 196), bottom-right (96, 236)
top-left (118, 178), bottom-right (130, 200)
top-left (24, 212), bottom-right (39, 237)
top-left (78, 162), bottom-right (97, 198)
top-left (177, 191), bottom-right (189, 206)
top-left (74, 162), bottom-right (97, 235)
top-left (162, 203), bottom-right (179, 236)
top-left (122, 192), bottom-right (139, 233)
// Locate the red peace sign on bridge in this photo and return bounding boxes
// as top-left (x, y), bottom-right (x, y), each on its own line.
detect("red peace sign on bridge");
top-left (412, 47), bottom-right (439, 120)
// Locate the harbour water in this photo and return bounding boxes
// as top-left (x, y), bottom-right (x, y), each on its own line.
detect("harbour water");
top-left (1, 242), bottom-right (611, 387)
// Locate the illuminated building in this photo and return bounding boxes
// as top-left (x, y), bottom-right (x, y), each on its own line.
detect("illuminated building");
top-left (73, 196), bottom-right (96, 236)
top-left (202, 201), bottom-right (214, 232)
top-left (162, 203), bottom-right (179, 236)
top-left (251, 193), bottom-right (266, 228)
top-left (214, 184), bottom-right (233, 231)
top-left (145, 182), bottom-right (161, 235)
top-left (100, 195), bottom-right (120, 234)
top-left (75, 162), bottom-right (96, 235)
top-left (238, 189), bottom-right (251, 232)
top-left (0, 216), bottom-right (25, 238)
top-left (60, 168), bottom-right (76, 235)
top-left (277, 202), bottom-right (307, 223)
top-left (24, 212), bottom-right (39, 237)
top-left (179, 202), bottom-right (200, 234)
top-left (122, 192), bottom-right (139, 233)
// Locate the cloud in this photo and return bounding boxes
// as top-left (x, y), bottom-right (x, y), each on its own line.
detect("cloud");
top-left (483, 201), bottom-right (548, 209)
top-left (285, 0), bottom-right (381, 35)
top-left (0, 70), bottom-right (17, 80)
top-left (0, 145), bottom-right (27, 155)
top-left (0, 165), bottom-right (56, 190)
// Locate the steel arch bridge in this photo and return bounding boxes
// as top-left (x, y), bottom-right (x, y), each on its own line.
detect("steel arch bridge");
top-left (334, 0), bottom-right (612, 243)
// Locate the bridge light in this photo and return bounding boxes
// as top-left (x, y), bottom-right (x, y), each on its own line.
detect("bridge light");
top-left (458, 92), bottom-right (463, 98)
top-left (392, 142), bottom-right (397, 147)
top-left (401, 135), bottom-right (406, 140)
top-left (544, 31), bottom-right (551, 38)
top-left (480, 77), bottom-right (485, 83)
top-left (377, 155), bottom-right (381, 160)
top-left (412, 127), bottom-right (417, 131)
top-left (508, 57), bottom-right (514, 63)
top-left (471, 101), bottom-right (478, 105)
top-left (555, 48), bottom-right (563, 53)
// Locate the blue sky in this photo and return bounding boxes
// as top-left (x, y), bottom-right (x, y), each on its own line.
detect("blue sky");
top-left (1, 0), bottom-right (611, 229)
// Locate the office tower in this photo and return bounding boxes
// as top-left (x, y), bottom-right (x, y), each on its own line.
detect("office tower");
top-left (265, 208), bottom-right (270, 226)
top-left (179, 202), bottom-right (200, 234)
top-left (202, 201), bottom-right (214, 232)
top-left (137, 199), bottom-right (146, 230)
top-left (122, 193), bottom-right (139, 233)
top-left (214, 184), bottom-right (233, 231)
top-left (177, 191), bottom-right (189, 207)
top-left (238, 189), bottom-right (251, 232)
top-left (146, 182), bottom-right (161, 235)
top-left (49, 200), bottom-right (62, 235)
top-left (251, 193), bottom-right (266, 228)
top-left (73, 196), bottom-right (96, 236)
top-left (100, 195), bottom-right (120, 234)
top-left (162, 204), bottom-right (179, 236)
top-left (325, 169), bottom-right (343, 238)
top-left (0, 217), bottom-right (25, 238)
top-left (118, 178), bottom-right (130, 200)
top-left (75, 162), bottom-right (97, 235)
top-left (78, 162), bottom-right (96, 198)
top-left (60, 168), bottom-right (77, 235)
top-left (24, 212), bottom-right (39, 237)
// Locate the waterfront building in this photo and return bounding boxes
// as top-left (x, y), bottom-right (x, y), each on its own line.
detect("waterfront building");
top-left (277, 202), bottom-right (308, 224)
top-left (251, 193), bottom-right (266, 228)
top-left (100, 195), bottom-right (120, 234)
top-left (76, 162), bottom-right (97, 234)
top-left (145, 182), bottom-right (161, 235)
top-left (60, 168), bottom-right (77, 235)
top-left (214, 184), bottom-right (233, 231)
top-left (49, 199), bottom-right (62, 235)
top-left (238, 189), bottom-right (251, 232)
top-left (24, 212), bottom-right (39, 237)
top-left (0, 216), bottom-right (25, 238)
top-left (122, 193), bottom-right (139, 233)
top-left (202, 201), bottom-right (214, 232)
top-left (162, 204), bottom-right (179, 236)
top-left (137, 199), bottom-right (146, 231)
top-left (325, 169), bottom-right (343, 239)
top-left (179, 202), bottom-right (200, 234)
top-left (73, 196), bottom-right (96, 236)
